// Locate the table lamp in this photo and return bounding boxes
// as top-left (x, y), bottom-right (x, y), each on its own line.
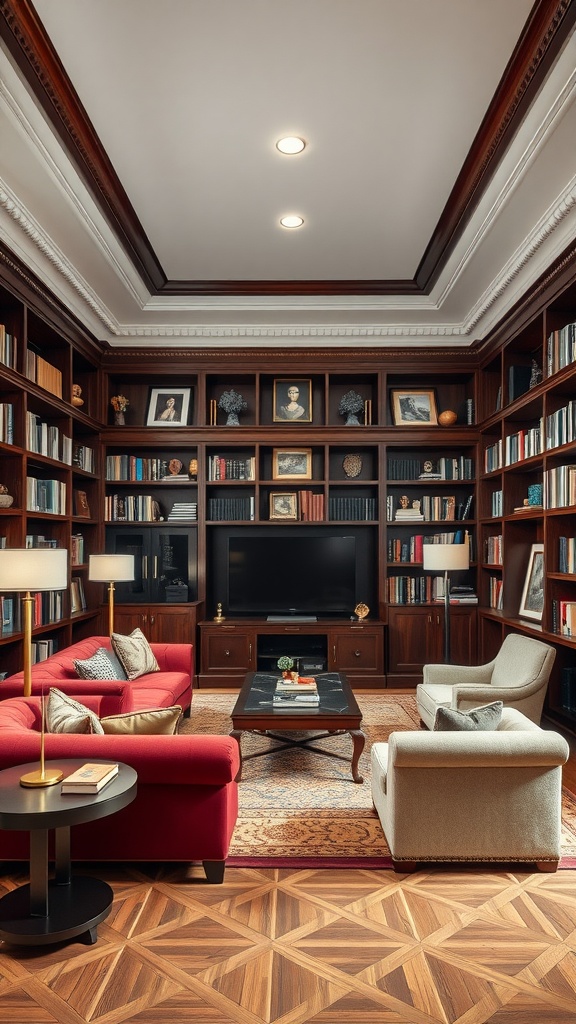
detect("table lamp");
top-left (89, 553), bottom-right (135, 635)
top-left (0, 547), bottom-right (68, 787)
top-left (422, 540), bottom-right (470, 663)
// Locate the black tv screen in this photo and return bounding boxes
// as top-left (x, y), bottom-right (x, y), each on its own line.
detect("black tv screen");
top-left (228, 535), bottom-right (357, 618)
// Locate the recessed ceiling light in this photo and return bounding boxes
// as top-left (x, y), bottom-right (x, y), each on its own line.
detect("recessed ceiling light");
top-left (280, 215), bottom-right (304, 229)
top-left (276, 136), bottom-right (306, 155)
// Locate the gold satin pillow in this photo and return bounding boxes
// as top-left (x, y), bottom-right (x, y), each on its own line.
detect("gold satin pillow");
top-left (100, 705), bottom-right (183, 735)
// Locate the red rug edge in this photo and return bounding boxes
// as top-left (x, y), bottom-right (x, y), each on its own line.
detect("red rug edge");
top-left (228, 856), bottom-right (576, 870)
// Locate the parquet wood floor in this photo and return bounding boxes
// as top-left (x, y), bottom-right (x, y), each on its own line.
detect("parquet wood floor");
top-left (1, 861), bottom-right (576, 1024)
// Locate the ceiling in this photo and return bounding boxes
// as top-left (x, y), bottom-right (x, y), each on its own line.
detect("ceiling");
top-left (1, 0), bottom-right (576, 350)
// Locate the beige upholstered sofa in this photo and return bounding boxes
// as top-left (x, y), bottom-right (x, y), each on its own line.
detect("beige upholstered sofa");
top-left (371, 707), bottom-right (569, 870)
top-left (416, 633), bottom-right (555, 729)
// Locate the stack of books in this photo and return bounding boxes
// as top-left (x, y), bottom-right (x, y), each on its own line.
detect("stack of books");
top-left (61, 762), bottom-right (118, 794)
top-left (273, 677), bottom-right (320, 710)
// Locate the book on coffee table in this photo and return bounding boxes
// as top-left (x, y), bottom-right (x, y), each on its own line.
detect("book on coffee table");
top-left (61, 762), bottom-right (118, 794)
top-left (276, 678), bottom-right (317, 692)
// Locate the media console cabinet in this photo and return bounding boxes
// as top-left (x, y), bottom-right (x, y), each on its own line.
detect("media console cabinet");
top-left (198, 619), bottom-right (385, 689)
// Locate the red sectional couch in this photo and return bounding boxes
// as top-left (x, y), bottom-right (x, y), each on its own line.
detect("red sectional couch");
top-left (2, 636), bottom-right (193, 714)
top-left (0, 695), bottom-right (239, 882)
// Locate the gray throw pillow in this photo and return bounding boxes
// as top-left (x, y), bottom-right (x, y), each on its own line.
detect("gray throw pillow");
top-left (111, 627), bottom-right (159, 681)
top-left (47, 687), bottom-right (105, 734)
top-left (433, 700), bottom-right (503, 732)
top-left (74, 647), bottom-right (127, 680)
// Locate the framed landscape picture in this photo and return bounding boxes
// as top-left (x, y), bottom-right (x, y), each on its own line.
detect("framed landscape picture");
top-left (519, 543), bottom-right (545, 621)
top-left (272, 448), bottom-right (312, 480)
top-left (269, 492), bottom-right (298, 520)
top-left (146, 387), bottom-right (192, 427)
top-left (391, 389), bottom-right (438, 426)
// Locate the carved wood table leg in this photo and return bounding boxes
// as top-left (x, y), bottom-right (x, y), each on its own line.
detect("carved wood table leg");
top-left (349, 729), bottom-right (365, 783)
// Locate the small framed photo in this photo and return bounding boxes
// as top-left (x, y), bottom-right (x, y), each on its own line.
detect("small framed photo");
top-left (269, 492), bottom-right (298, 520)
top-left (273, 379), bottom-right (312, 422)
top-left (519, 543), bottom-right (545, 621)
top-left (391, 389), bottom-right (438, 426)
top-left (272, 448), bottom-right (312, 480)
top-left (146, 387), bottom-right (192, 427)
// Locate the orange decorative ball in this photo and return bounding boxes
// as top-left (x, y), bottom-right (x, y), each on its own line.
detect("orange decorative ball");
top-left (438, 410), bottom-right (457, 427)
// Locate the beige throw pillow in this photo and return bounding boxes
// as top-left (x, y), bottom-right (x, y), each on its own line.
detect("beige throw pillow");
top-left (111, 627), bottom-right (159, 681)
top-left (100, 705), bottom-right (183, 735)
top-left (47, 687), bottom-right (105, 734)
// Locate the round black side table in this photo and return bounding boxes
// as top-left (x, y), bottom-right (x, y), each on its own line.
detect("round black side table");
top-left (0, 759), bottom-right (137, 947)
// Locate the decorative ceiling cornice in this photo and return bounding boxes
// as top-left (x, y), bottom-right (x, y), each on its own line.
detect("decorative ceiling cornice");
top-left (1, 0), bottom-right (574, 298)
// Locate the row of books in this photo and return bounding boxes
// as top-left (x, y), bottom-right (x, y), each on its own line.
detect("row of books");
top-left (298, 491), bottom-right (324, 521)
top-left (72, 443), bottom-right (95, 473)
top-left (207, 455), bottom-right (256, 480)
top-left (545, 400), bottom-right (576, 450)
top-left (32, 638), bottom-right (56, 663)
top-left (387, 456), bottom-right (474, 481)
top-left (504, 420), bottom-right (543, 465)
top-left (547, 323), bottom-right (576, 376)
top-left (489, 576), bottom-right (503, 610)
top-left (0, 324), bottom-right (17, 370)
top-left (491, 489), bottom-right (503, 516)
top-left (104, 494), bottom-right (162, 522)
top-left (328, 496), bottom-right (376, 521)
top-left (552, 600), bottom-right (576, 638)
top-left (484, 439), bottom-right (503, 472)
top-left (484, 534), bottom-right (503, 565)
top-left (1, 595), bottom-right (20, 634)
top-left (25, 534), bottom-right (59, 549)
top-left (387, 530), bottom-right (469, 563)
top-left (70, 532), bottom-right (86, 566)
top-left (106, 455), bottom-right (181, 481)
top-left (208, 496), bottom-right (255, 521)
top-left (0, 402), bottom-right (14, 444)
top-left (26, 412), bottom-right (72, 463)
top-left (559, 536), bottom-right (576, 575)
top-left (25, 349), bottom-right (62, 398)
top-left (386, 575), bottom-right (437, 605)
top-left (273, 676), bottom-right (320, 710)
top-left (26, 477), bottom-right (66, 515)
top-left (70, 576), bottom-right (87, 614)
top-left (544, 465), bottom-right (576, 509)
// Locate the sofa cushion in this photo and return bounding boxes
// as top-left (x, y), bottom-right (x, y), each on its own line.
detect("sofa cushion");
top-left (47, 688), bottom-right (105, 735)
top-left (434, 700), bottom-right (503, 732)
top-left (74, 647), bottom-right (127, 681)
top-left (111, 628), bottom-right (159, 681)
top-left (100, 705), bottom-right (183, 735)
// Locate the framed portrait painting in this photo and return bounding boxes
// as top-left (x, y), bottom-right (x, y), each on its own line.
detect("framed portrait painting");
top-left (272, 448), bottom-right (312, 480)
top-left (146, 387), bottom-right (192, 427)
top-left (269, 492), bottom-right (298, 520)
top-left (273, 379), bottom-right (312, 423)
top-left (519, 543), bottom-right (545, 621)
top-left (391, 389), bottom-right (438, 426)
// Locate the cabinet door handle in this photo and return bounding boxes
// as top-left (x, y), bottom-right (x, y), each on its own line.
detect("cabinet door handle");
top-left (150, 615), bottom-right (155, 625)
top-left (354, 650), bottom-right (361, 658)
top-left (249, 643), bottom-right (252, 661)
top-left (224, 649), bottom-right (230, 657)
top-left (333, 645), bottom-right (336, 662)
top-left (153, 556), bottom-right (158, 579)
top-left (142, 556), bottom-right (148, 579)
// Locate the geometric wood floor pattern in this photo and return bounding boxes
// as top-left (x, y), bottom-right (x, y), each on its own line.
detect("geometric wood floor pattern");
top-left (1, 863), bottom-right (576, 1024)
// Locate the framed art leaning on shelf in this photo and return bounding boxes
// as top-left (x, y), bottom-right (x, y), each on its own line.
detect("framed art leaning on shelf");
top-left (519, 543), bottom-right (545, 622)
top-left (391, 389), bottom-right (438, 426)
top-left (146, 387), bottom-right (192, 427)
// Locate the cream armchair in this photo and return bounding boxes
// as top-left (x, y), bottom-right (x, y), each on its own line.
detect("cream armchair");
top-left (371, 707), bottom-right (569, 870)
top-left (416, 633), bottom-right (555, 730)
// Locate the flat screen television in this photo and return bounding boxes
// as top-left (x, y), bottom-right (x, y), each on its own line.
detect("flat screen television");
top-left (228, 535), bottom-right (357, 618)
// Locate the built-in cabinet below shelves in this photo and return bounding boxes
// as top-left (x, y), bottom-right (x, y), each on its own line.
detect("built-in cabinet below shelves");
top-left (387, 606), bottom-right (478, 687)
top-left (198, 620), bottom-right (385, 689)
top-left (112, 604), bottom-right (199, 644)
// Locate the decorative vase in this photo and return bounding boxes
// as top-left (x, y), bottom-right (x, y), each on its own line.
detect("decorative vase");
top-left (345, 413), bottom-right (361, 426)
top-left (114, 411), bottom-right (125, 426)
top-left (0, 494), bottom-right (13, 508)
top-left (282, 671), bottom-right (292, 680)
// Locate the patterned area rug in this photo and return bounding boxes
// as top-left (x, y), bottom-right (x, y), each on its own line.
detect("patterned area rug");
top-left (182, 693), bottom-right (576, 865)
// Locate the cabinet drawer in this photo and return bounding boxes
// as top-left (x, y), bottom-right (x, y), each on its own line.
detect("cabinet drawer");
top-left (332, 630), bottom-right (382, 672)
top-left (203, 632), bottom-right (252, 672)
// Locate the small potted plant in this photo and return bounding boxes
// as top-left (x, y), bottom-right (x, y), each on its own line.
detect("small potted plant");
top-left (110, 394), bottom-right (129, 425)
top-left (277, 655), bottom-right (297, 680)
top-left (339, 389), bottom-right (364, 426)
top-left (218, 388), bottom-right (248, 427)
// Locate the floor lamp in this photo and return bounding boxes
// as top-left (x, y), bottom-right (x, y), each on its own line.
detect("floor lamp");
top-left (0, 547), bottom-right (68, 787)
top-left (89, 553), bottom-right (135, 635)
top-left (422, 541), bottom-right (470, 664)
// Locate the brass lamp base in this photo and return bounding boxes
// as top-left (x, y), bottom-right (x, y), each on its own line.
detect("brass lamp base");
top-left (20, 768), bottom-right (63, 788)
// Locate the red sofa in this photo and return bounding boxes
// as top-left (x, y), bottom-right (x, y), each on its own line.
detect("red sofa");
top-left (0, 695), bottom-right (239, 882)
top-left (2, 637), bottom-right (193, 714)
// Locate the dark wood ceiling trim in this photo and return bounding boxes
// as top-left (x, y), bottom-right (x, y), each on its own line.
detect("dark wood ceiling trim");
top-left (416, 0), bottom-right (576, 292)
top-left (1, 0), bottom-right (573, 298)
top-left (0, 0), bottom-right (166, 291)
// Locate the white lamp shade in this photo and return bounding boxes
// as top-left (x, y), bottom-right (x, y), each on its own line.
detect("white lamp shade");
top-left (422, 542), bottom-right (469, 572)
top-left (0, 547), bottom-right (68, 590)
top-left (89, 553), bottom-right (135, 582)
